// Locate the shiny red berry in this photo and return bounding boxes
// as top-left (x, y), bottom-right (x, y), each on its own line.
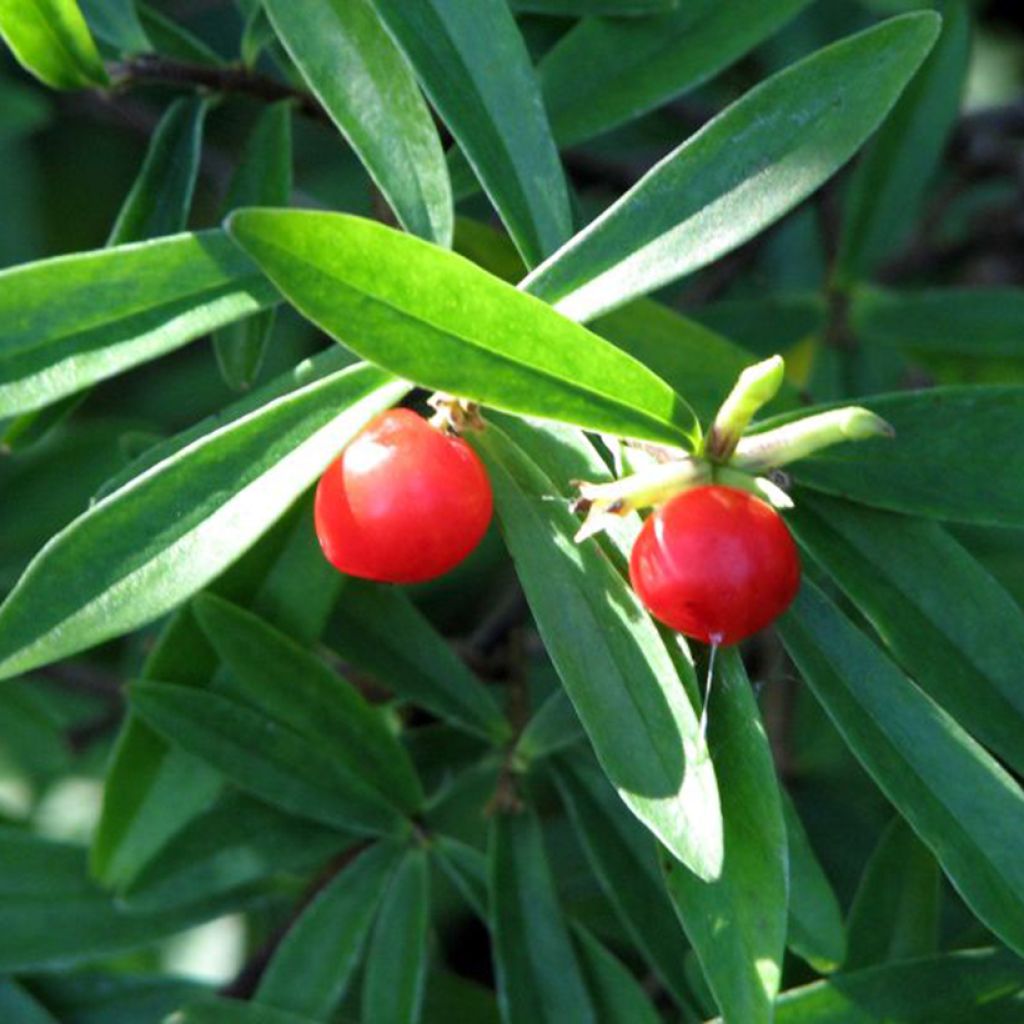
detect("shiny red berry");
top-left (314, 408), bottom-right (493, 584)
top-left (629, 485), bottom-right (800, 645)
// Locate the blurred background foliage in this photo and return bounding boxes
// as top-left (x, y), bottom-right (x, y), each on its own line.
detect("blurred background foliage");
top-left (0, 0), bottom-right (1022, 1017)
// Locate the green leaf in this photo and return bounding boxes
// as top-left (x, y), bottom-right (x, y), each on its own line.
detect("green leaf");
top-left (778, 387), bottom-right (1024, 526)
top-left (227, 210), bottom-right (700, 448)
top-left (214, 101), bottom-right (293, 391)
top-left (538, 0), bottom-right (812, 148)
top-left (257, 841), bottom-right (405, 1020)
top-left (789, 492), bottom-right (1024, 778)
top-left (263, 0), bottom-right (451, 247)
top-left (0, 980), bottom-right (59, 1024)
top-left (108, 95), bottom-right (207, 246)
top-left (845, 817), bottom-right (940, 970)
top-left (851, 285), bottom-right (1024, 358)
top-left (362, 848), bottom-right (431, 1024)
top-left (1, 392), bottom-right (86, 453)
top-left (662, 650), bottom-right (787, 1024)
top-left (511, 0), bottom-right (675, 11)
top-left (836, 0), bottom-right (970, 283)
top-left (28, 972), bottom-right (205, 1024)
top-left (0, 229), bottom-right (278, 418)
top-left (433, 833), bottom-right (489, 919)
top-left (0, 363), bottom-right (408, 680)
top-left (770, 949), bottom-right (1024, 1024)
top-left (193, 592), bottom-right (424, 815)
top-left (124, 792), bottom-right (351, 910)
top-left (489, 808), bottom-right (597, 1024)
top-left (572, 924), bottom-right (662, 1024)
top-left (79, 0), bottom-right (150, 53)
top-left (0, 0), bottom-right (107, 88)
top-left (92, 503), bottom-right (345, 890)
top-left (331, 578), bottom-right (510, 744)
top-left (473, 422), bottom-right (721, 877)
top-left (0, 827), bottom-right (250, 970)
top-left (783, 791), bottom-right (846, 973)
top-left (778, 582), bottom-right (1024, 959)
top-left (136, 2), bottom-right (223, 65)
top-left (522, 13), bottom-right (941, 322)
top-left (131, 679), bottom-right (406, 835)
top-left (516, 690), bottom-right (584, 763)
top-left (371, 0), bottom-right (571, 266)
top-left (173, 999), bottom-right (320, 1024)
top-left (550, 756), bottom-right (691, 1006)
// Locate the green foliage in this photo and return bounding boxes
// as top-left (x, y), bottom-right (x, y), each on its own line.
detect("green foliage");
top-left (0, 2), bottom-right (1022, 1022)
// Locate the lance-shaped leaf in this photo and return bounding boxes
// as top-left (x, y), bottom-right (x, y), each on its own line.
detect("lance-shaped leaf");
top-left (779, 582), bottom-right (1024, 958)
top-left (193, 592), bottom-right (424, 815)
top-left (227, 210), bottom-right (700, 448)
top-left (0, 981), bottom-right (59, 1024)
top-left (551, 756), bottom-right (692, 1006)
top-left (851, 286), bottom-right (1024, 358)
top-left (836, 0), bottom-right (970, 283)
top-left (0, 363), bottom-right (408, 680)
top-left (490, 808), bottom-right (597, 1024)
top-left (474, 423), bottom-right (722, 878)
top-left (136, 2), bottom-right (223, 65)
top-left (783, 792), bottom-right (846, 973)
top-left (257, 842), bottom-right (405, 1020)
top-left (845, 817), bottom-right (941, 970)
top-left (662, 650), bottom-right (787, 1024)
top-left (371, 0), bottom-right (571, 266)
top-left (79, 0), bottom-right (150, 53)
top-left (511, 0), bottom-right (675, 12)
top-left (0, 230), bottom-right (278, 418)
top-left (176, 1000), bottom-right (320, 1024)
top-left (790, 493), bottom-right (1024, 778)
top-left (774, 387), bottom-right (1024, 525)
top-left (0, 827), bottom-right (253, 970)
top-left (770, 950), bottom-right (1024, 1023)
top-left (538, 0), bottom-right (812, 148)
top-left (572, 924), bottom-right (663, 1024)
top-left (214, 101), bottom-right (293, 390)
top-left (0, 0), bottom-right (107, 88)
top-left (264, 0), bottom-right (451, 247)
top-left (331, 578), bottom-right (510, 744)
top-left (362, 848), bottom-right (431, 1024)
top-left (109, 95), bottom-right (207, 245)
top-left (522, 13), bottom-right (941, 322)
top-left (29, 973), bottom-right (206, 1024)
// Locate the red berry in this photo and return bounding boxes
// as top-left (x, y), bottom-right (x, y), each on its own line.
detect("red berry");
top-left (629, 485), bottom-right (800, 645)
top-left (314, 408), bottom-right (493, 584)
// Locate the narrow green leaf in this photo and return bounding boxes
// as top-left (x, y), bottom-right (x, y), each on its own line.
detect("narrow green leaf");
top-left (490, 808), bottom-right (596, 1024)
top-left (512, 0), bottom-right (675, 10)
top-left (241, 2), bottom-right (274, 67)
top-left (194, 592), bottom-right (424, 815)
top-left (0, 827), bottom-right (250, 970)
top-left (227, 210), bottom-right (700, 448)
top-left (852, 285), bottom-right (1024, 357)
top-left (371, 0), bottom-right (571, 266)
top-left (770, 950), bottom-right (1024, 1024)
top-left (538, 0), bottom-right (811, 147)
top-left (572, 924), bottom-right (662, 1024)
top-left (1, 391), bottom-right (86, 453)
top-left (837, 0), bottom-right (970, 282)
top-left (473, 423), bottom-right (722, 878)
top-left (79, 0), bottom-right (150, 53)
top-left (775, 387), bottom-right (1024, 525)
top-left (790, 492), bottom-right (1024, 778)
top-left (173, 999), bottom-right (320, 1024)
top-left (691, 293), bottom-right (827, 361)
top-left (264, 0), bottom-right (451, 246)
top-left (136, 3), bottom-right (223, 65)
top-left (131, 679), bottom-right (406, 835)
top-left (0, 980), bottom-right (59, 1024)
top-left (124, 792), bottom-right (351, 910)
top-left (28, 972), bottom-right (205, 1024)
top-left (434, 833), bottom-right (488, 919)
top-left (0, 229), bottom-right (278, 418)
top-left (257, 841), bottom-right (405, 1020)
top-left (662, 650), bottom-right (787, 1024)
top-left (779, 582), bottom-right (1024, 958)
top-left (522, 13), bottom-right (941, 322)
top-left (0, 363), bottom-right (408, 680)
top-left (108, 95), bottom-right (207, 245)
top-left (362, 848), bottom-right (431, 1024)
top-left (331, 578), bottom-right (510, 744)
top-left (551, 756), bottom-right (691, 1006)
top-left (214, 101), bottom-right (293, 391)
top-left (845, 818), bottom-right (940, 970)
top-left (0, 0), bottom-right (107, 88)
top-left (783, 791), bottom-right (846, 973)
top-left (516, 690), bottom-right (584, 763)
